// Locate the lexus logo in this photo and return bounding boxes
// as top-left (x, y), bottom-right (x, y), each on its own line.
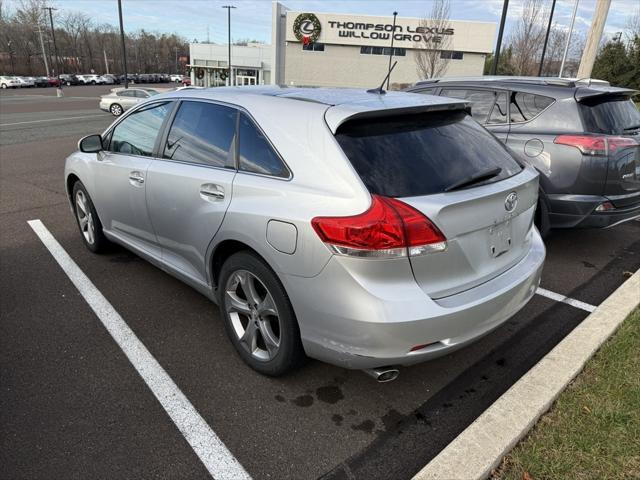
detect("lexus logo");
top-left (300, 20), bottom-right (315, 35)
top-left (505, 192), bottom-right (518, 212)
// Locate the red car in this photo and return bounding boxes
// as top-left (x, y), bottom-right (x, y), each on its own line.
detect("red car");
top-left (181, 76), bottom-right (191, 86)
top-left (48, 77), bottom-right (60, 87)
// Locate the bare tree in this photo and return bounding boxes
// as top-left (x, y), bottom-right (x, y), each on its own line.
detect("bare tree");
top-left (414, 0), bottom-right (452, 79)
top-left (508, 0), bottom-right (546, 75)
top-left (625, 7), bottom-right (640, 42)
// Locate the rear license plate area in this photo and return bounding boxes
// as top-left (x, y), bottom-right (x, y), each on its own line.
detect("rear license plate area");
top-left (489, 220), bottom-right (512, 258)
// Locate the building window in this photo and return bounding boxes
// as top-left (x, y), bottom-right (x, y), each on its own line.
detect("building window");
top-left (360, 46), bottom-right (406, 56)
top-left (440, 51), bottom-right (464, 60)
top-left (302, 42), bottom-right (325, 52)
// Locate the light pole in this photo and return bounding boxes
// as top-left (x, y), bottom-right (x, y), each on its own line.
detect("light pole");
top-left (175, 46), bottom-right (178, 74)
top-left (538, 0), bottom-right (556, 77)
top-left (44, 6), bottom-right (62, 96)
top-left (492, 0), bottom-right (509, 75)
top-left (559, 0), bottom-right (579, 78)
top-left (36, 26), bottom-right (50, 76)
top-left (222, 5), bottom-right (236, 86)
top-left (117, 0), bottom-right (128, 88)
top-left (386, 11), bottom-right (398, 90)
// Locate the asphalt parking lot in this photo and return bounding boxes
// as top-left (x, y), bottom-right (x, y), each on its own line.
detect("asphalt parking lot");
top-left (1, 85), bottom-right (638, 480)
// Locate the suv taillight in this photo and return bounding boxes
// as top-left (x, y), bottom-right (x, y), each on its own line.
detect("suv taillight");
top-left (554, 135), bottom-right (638, 156)
top-left (311, 195), bottom-right (447, 258)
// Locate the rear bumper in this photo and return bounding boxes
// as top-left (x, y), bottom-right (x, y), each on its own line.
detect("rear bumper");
top-left (286, 230), bottom-right (545, 370)
top-left (548, 193), bottom-right (640, 229)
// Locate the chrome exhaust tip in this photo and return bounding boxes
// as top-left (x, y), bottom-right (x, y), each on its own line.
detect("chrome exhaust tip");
top-left (363, 366), bottom-right (400, 383)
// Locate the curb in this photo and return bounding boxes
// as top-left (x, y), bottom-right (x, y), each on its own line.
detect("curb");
top-left (413, 269), bottom-right (640, 480)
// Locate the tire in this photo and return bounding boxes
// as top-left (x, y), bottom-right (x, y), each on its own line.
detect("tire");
top-left (535, 197), bottom-right (551, 239)
top-left (91, 80), bottom-right (96, 85)
top-left (110, 103), bottom-right (123, 116)
top-left (218, 251), bottom-right (305, 376)
top-left (1, 84), bottom-right (6, 89)
top-left (72, 181), bottom-right (109, 253)
top-left (66, 81), bottom-right (71, 86)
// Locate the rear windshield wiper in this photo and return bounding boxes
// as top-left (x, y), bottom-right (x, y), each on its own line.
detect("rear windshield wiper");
top-left (623, 124), bottom-right (640, 131)
top-left (444, 167), bottom-right (503, 192)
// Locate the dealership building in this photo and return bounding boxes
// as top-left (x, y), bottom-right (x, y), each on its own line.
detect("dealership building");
top-left (188, 2), bottom-right (496, 88)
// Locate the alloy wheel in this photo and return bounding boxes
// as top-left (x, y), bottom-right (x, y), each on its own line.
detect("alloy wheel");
top-left (225, 270), bottom-right (281, 362)
top-left (75, 190), bottom-right (95, 245)
top-left (110, 104), bottom-right (122, 116)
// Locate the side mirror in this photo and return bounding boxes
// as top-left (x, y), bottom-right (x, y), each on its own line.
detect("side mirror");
top-left (79, 134), bottom-right (103, 153)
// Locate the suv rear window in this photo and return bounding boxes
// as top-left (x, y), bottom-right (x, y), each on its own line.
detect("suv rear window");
top-left (579, 96), bottom-right (640, 134)
top-left (335, 111), bottom-right (522, 197)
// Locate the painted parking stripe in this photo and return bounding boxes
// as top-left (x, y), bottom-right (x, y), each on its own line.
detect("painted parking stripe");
top-left (0, 114), bottom-right (109, 127)
top-left (27, 219), bottom-right (251, 480)
top-left (535, 287), bottom-right (596, 313)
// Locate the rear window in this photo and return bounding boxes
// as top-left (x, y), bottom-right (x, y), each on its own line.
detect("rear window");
top-left (335, 111), bottom-right (522, 197)
top-left (579, 96), bottom-right (640, 134)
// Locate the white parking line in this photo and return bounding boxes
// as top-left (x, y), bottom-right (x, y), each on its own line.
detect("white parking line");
top-left (27, 219), bottom-right (251, 480)
top-left (0, 114), bottom-right (109, 127)
top-left (536, 287), bottom-right (596, 312)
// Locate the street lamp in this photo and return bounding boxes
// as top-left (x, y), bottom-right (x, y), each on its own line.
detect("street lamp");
top-left (44, 6), bottom-right (62, 97)
top-left (222, 5), bottom-right (236, 86)
top-left (117, 0), bottom-right (128, 88)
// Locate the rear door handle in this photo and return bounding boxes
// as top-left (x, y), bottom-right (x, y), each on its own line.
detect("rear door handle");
top-left (129, 171), bottom-right (144, 186)
top-left (199, 184), bottom-right (225, 201)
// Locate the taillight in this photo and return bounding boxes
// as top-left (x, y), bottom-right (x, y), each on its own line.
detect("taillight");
top-left (554, 135), bottom-right (606, 155)
top-left (311, 195), bottom-right (447, 258)
top-left (554, 135), bottom-right (638, 156)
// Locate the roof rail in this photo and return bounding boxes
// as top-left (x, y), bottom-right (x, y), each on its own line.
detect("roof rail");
top-left (415, 76), bottom-right (581, 88)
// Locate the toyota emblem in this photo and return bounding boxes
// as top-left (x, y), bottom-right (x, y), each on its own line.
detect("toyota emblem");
top-left (505, 192), bottom-right (518, 212)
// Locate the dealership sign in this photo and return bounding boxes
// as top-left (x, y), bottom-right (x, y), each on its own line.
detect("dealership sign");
top-left (327, 20), bottom-right (454, 44)
top-left (290, 12), bottom-right (454, 46)
top-left (285, 11), bottom-right (496, 53)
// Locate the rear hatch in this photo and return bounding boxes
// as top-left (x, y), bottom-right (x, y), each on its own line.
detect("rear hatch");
top-left (577, 90), bottom-right (640, 206)
top-left (334, 109), bottom-right (538, 299)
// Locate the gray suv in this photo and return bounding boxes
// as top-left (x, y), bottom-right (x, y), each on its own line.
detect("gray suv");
top-left (407, 77), bottom-right (640, 235)
top-left (65, 86), bottom-right (544, 380)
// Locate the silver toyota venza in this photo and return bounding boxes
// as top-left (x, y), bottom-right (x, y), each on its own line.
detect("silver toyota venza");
top-left (65, 86), bottom-right (545, 381)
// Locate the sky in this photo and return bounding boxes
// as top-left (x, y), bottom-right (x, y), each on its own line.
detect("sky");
top-left (4, 0), bottom-right (639, 47)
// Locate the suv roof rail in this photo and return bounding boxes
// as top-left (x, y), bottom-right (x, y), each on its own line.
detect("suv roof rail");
top-left (414, 76), bottom-right (611, 88)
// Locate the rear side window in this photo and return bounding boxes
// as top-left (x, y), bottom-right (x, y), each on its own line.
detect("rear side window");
top-left (440, 89), bottom-right (497, 124)
top-left (163, 101), bottom-right (237, 168)
top-left (110, 102), bottom-right (171, 157)
top-left (509, 92), bottom-right (553, 122)
top-left (335, 111), bottom-right (522, 197)
top-left (579, 96), bottom-right (640, 134)
top-left (488, 92), bottom-right (508, 124)
top-left (238, 113), bottom-right (289, 178)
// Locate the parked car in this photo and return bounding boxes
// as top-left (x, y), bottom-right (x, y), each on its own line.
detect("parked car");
top-left (181, 76), bottom-right (191, 86)
top-left (77, 74), bottom-right (106, 85)
top-left (99, 87), bottom-right (161, 116)
top-left (47, 76), bottom-right (61, 87)
top-left (34, 76), bottom-right (50, 87)
top-left (65, 87), bottom-right (545, 380)
top-left (103, 74), bottom-right (121, 85)
top-left (170, 74), bottom-right (183, 83)
top-left (0, 76), bottom-right (21, 88)
top-left (59, 74), bottom-right (81, 86)
top-left (15, 76), bottom-right (35, 88)
top-left (407, 77), bottom-right (640, 235)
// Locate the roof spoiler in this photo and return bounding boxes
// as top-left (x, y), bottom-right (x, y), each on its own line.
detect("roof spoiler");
top-left (325, 101), bottom-right (470, 133)
top-left (574, 86), bottom-right (637, 102)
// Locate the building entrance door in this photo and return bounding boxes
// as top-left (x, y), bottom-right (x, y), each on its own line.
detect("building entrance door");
top-left (236, 75), bottom-right (256, 86)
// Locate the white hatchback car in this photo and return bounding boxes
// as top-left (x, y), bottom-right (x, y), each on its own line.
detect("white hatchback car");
top-left (0, 76), bottom-right (21, 88)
